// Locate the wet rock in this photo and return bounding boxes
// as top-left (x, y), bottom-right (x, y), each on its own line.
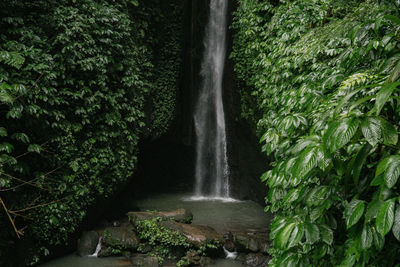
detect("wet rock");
top-left (131, 254), bottom-right (159, 267)
top-left (223, 232), bottom-right (235, 252)
top-left (77, 231), bottom-right (99, 256)
top-left (97, 246), bottom-right (114, 257)
top-left (103, 226), bottom-right (139, 249)
top-left (160, 220), bottom-right (222, 247)
top-left (244, 253), bottom-right (270, 267)
top-left (233, 232), bottom-right (269, 253)
top-left (127, 208), bottom-right (193, 225)
top-left (199, 256), bottom-right (213, 266)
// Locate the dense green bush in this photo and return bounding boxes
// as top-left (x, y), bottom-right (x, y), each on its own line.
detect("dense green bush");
top-left (232, 0), bottom-right (400, 266)
top-left (0, 0), bottom-right (183, 265)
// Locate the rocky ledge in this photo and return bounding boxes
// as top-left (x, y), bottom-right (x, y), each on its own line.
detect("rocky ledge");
top-left (77, 208), bottom-right (270, 266)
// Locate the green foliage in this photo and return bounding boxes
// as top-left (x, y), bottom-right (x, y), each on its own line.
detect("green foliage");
top-left (136, 217), bottom-right (190, 261)
top-left (0, 0), bottom-right (183, 265)
top-left (232, 0), bottom-right (400, 266)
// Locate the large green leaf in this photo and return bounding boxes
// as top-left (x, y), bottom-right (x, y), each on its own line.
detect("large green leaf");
top-left (361, 224), bottom-right (373, 249)
top-left (304, 221), bottom-right (320, 244)
top-left (320, 224), bottom-right (333, 245)
top-left (323, 117), bottom-right (360, 153)
top-left (393, 204), bottom-right (400, 241)
top-left (345, 199), bottom-right (365, 229)
top-left (372, 226), bottom-right (384, 251)
top-left (376, 155), bottom-right (400, 188)
top-left (375, 82), bottom-right (400, 115)
top-left (379, 117), bottom-right (398, 146)
top-left (365, 199), bottom-right (384, 222)
top-left (275, 222), bottom-right (297, 250)
top-left (349, 144), bottom-right (371, 186)
top-left (376, 199), bottom-right (395, 236)
top-left (287, 223), bottom-right (304, 248)
top-left (293, 146), bottom-right (318, 181)
top-left (361, 117), bottom-right (381, 146)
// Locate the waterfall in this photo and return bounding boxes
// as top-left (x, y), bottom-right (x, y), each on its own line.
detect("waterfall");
top-left (193, 0), bottom-right (229, 198)
top-left (89, 236), bottom-right (102, 257)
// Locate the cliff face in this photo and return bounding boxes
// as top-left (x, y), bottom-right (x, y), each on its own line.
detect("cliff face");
top-left (133, 0), bottom-right (267, 203)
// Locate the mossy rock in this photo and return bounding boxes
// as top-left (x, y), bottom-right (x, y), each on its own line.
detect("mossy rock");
top-left (159, 220), bottom-right (222, 248)
top-left (127, 208), bottom-right (193, 226)
top-left (103, 226), bottom-right (139, 250)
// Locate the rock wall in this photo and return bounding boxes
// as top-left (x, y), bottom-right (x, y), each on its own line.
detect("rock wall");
top-left (132, 0), bottom-right (267, 204)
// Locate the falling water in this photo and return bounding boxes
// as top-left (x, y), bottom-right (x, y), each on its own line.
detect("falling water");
top-left (193, 0), bottom-right (229, 198)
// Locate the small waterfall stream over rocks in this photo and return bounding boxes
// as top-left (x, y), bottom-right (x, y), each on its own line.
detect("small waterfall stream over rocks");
top-left (193, 0), bottom-right (230, 199)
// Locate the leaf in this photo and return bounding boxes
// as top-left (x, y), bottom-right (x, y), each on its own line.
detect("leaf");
top-left (379, 117), bottom-right (398, 146)
top-left (361, 224), bottom-right (373, 249)
top-left (344, 199), bottom-right (365, 229)
top-left (129, 0), bottom-right (139, 6)
top-left (393, 204), bottom-right (400, 241)
top-left (350, 144), bottom-right (371, 186)
top-left (28, 144), bottom-right (42, 154)
top-left (323, 117), bottom-right (360, 153)
top-left (384, 15), bottom-right (400, 26)
top-left (372, 226), bottom-right (384, 251)
top-left (0, 142), bottom-right (14, 153)
top-left (304, 221), bottom-right (320, 244)
top-left (320, 224), bottom-right (333, 245)
top-left (275, 222), bottom-right (296, 250)
top-left (365, 199), bottom-right (384, 222)
top-left (376, 155), bottom-right (400, 188)
top-left (11, 133), bottom-right (30, 143)
top-left (287, 223), bottom-right (304, 248)
top-left (376, 199), bottom-right (395, 236)
top-left (375, 82), bottom-right (400, 115)
top-left (293, 146), bottom-right (318, 181)
top-left (306, 186), bottom-right (330, 207)
top-left (361, 117), bottom-right (381, 146)
top-left (0, 127), bottom-right (7, 137)
top-left (375, 155), bottom-right (400, 188)
top-left (370, 174), bottom-right (383, 186)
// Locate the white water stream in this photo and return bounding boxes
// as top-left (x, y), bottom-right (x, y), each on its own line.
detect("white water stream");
top-left (193, 0), bottom-right (230, 199)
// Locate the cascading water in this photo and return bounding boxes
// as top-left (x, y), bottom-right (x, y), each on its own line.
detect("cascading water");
top-left (193, 0), bottom-right (230, 199)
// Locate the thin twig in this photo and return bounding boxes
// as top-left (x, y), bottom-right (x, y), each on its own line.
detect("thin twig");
top-left (0, 196), bottom-right (21, 238)
top-left (10, 195), bottom-right (70, 213)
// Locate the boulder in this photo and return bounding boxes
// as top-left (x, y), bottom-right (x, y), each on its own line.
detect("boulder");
top-left (180, 251), bottom-right (213, 266)
top-left (160, 220), bottom-right (222, 248)
top-left (127, 208), bottom-right (193, 225)
top-left (103, 226), bottom-right (139, 249)
top-left (131, 254), bottom-right (159, 267)
top-left (244, 253), bottom-right (270, 267)
top-left (233, 232), bottom-right (269, 253)
top-left (77, 231), bottom-right (99, 256)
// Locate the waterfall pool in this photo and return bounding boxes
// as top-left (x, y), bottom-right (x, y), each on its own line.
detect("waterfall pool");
top-left (41, 193), bottom-right (270, 267)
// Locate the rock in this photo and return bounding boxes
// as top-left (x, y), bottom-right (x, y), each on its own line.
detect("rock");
top-left (77, 231), bottom-right (99, 256)
top-left (223, 232), bottom-right (235, 252)
top-left (131, 254), bottom-right (159, 267)
top-left (127, 208), bottom-right (193, 225)
top-left (199, 256), bottom-right (213, 266)
top-left (233, 232), bottom-right (269, 253)
top-left (244, 253), bottom-right (270, 267)
top-left (103, 226), bottom-right (139, 249)
top-left (97, 246), bottom-right (115, 257)
top-left (160, 220), bottom-right (222, 247)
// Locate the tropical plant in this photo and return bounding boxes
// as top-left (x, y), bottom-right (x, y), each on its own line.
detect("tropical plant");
top-left (232, 0), bottom-right (400, 266)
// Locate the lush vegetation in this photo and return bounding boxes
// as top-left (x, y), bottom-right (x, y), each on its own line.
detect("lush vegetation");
top-left (0, 0), bottom-right (183, 265)
top-left (232, 0), bottom-right (400, 266)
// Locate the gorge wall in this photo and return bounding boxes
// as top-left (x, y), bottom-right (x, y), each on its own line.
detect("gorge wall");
top-left (133, 0), bottom-right (267, 203)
